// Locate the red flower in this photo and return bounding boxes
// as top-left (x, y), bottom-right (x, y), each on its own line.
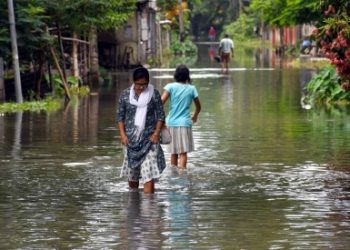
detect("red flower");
top-left (345, 48), bottom-right (350, 57)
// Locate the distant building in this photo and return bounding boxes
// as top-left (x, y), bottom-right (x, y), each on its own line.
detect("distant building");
top-left (98, 0), bottom-right (158, 69)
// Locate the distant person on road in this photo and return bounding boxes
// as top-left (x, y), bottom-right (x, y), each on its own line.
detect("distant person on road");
top-left (218, 34), bottom-right (234, 74)
top-left (208, 26), bottom-right (216, 41)
top-left (161, 64), bottom-right (201, 169)
top-left (117, 67), bottom-right (166, 193)
top-left (300, 37), bottom-right (312, 55)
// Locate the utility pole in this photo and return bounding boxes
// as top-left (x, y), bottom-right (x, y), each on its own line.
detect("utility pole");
top-left (0, 57), bottom-right (5, 102)
top-left (178, 0), bottom-right (184, 42)
top-left (7, 0), bottom-right (23, 103)
top-left (157, 19), bottom-right (163, 66)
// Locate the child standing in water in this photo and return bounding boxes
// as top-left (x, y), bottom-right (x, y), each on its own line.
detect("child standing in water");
top-left (161, 64), bottom-right (201, 169)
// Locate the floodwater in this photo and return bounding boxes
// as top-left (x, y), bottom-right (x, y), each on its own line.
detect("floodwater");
top-left (1, 45), bottom-right (350, 249)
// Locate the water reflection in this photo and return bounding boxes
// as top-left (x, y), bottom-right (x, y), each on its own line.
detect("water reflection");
top-left (119, 192), bottom-right (164, 249)
top-left (0, 94), bottom-right (102, 172)
top-left (164, 191), bottom-right (192, 248)
top-left (208, 45), bottom-right (217, 66)
top-left (220, 75), bottom-right (234, 106)
top-left (63, 95), bottom-right (100, 144)
top-left (11, 111), bottom-right (23, 160)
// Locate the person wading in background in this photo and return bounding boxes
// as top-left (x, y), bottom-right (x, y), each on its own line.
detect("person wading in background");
top-left (218, 34), bottom-right (234, 74)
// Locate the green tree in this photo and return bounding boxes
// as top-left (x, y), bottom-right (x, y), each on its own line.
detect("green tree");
top-left (157, 0), bottom-right (178, 12)
top-left (42, 0), bottom-right (136, 32)
top-left (250, 0), bottom-right (320, 27)
top-left (249, 0), bottom-right (321, 48)
top-left (41, 0), bottom-right (136, 75)
top-left (1, 0), bottom-right (136, 67)
top-left (190, 0), bottom-right (242, 39)
top-left (0, 0), bottom-right (136, 100)
top-left (0, 0), bottom-right (50, 65)
top-left (223, 12), bottom-right (256, 41)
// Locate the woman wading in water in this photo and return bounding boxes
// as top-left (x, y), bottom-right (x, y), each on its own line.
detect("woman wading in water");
top-left (117, 67), bottom-right (166, 193)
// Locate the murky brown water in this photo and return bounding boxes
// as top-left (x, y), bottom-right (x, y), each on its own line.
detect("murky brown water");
top-left (1, 46), bottom-right (350, 249)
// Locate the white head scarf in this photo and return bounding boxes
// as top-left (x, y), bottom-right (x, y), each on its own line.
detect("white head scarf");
top-left (129, 84), bottom-right (154, 138)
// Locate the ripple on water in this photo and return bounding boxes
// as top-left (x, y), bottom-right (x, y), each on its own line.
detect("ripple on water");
top-left (63, 161), bottom-right (93, 167)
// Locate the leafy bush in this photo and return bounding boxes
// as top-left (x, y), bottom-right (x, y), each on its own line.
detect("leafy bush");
top-left (70, 86), bottom-right (90, 96)
top-left (45, 74), bottom-right (88, 97)
top-left (170, 39), bottom-right (198, 56)
top-left (146, 56), bottom-right (160, 67)
top-left (304, 65), bottom-right (350, 105)
top-left (0, 97), bottom-right (61, 113)
top-left (223, 13), bottom-right (256, 41)
top-left (312, 3), bottom-right (350, 81)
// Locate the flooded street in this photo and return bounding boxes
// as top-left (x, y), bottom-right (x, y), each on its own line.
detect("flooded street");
top-left (1, 45), bottom-right (350, 249)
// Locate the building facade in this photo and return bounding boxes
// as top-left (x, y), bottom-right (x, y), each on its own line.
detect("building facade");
top-left (98, 0), bottom-right (158, 69)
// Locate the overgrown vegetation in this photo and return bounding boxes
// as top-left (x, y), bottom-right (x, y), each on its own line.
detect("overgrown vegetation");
top-left (170, 39), bottom-right (198, 56)
top-left (0, 0), bottom-right (136, 102)
top-left (156, 0), bottom-right (199, 67)
top-left (189, 0), bottom-right (243, 38)
top-left (303, 65), bottom-right (350, 106)
top-left (0, 98), bottom-right (61, 113)
top-left (312, 2), bottom-right (350, 84)
top-left (0, 73), bottom-right (89, 113)
top-left (223, 13), bottom-right (256, 41)
top-left (250, 0), bottom-right (320, 27)
top-left (303, 1), bottom-right (350, 106)
top-left (248, 0), bottom-right (350, 105)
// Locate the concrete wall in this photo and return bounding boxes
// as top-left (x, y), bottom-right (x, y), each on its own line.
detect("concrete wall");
top-left (114, 1), bottom-right (158, 68)
top-left (115, 15), bottom-right (140, 67)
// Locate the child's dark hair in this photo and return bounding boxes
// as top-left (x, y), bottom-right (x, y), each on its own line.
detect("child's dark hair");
top-left (174, 64), bottom-right (191, 83)
top-left (133, 67), bottom-right (149, 81)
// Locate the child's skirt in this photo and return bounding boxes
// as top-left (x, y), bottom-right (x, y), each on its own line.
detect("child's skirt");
top-left (168, 126), bottom-right (194, 154)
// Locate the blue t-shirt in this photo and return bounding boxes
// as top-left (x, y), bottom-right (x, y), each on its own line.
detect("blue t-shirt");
top-left (164, 82), bottom-right (198, 127)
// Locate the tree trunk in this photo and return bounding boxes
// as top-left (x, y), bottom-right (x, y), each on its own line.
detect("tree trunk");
top-left (178, 0), bottom-right (184, 42)
top-left (47, 59), bottom-right (54, 96)
top-left (89, 27), bottom-right (99, 73)
top-left (280, 27), bottom-right (285, 48)
top-left (72, 31), bottom-right (79, 78)
top-left (56, 22), bottom-right (67, 82)
top-left (36, 53), bottom-right (45, 98)
top-left (50, 46), bottom-right (71, 100)
top-left (83, 35), bottom-right (89, 83)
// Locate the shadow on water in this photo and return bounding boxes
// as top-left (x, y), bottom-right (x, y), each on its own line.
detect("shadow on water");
top-left (0, 45), bottom-right (350, 249)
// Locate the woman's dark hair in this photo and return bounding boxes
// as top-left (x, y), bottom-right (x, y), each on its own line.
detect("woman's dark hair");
top-left (174, 64), bottom-right (191, 83)
top-left (133, 67), bottom-right (149, 81)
